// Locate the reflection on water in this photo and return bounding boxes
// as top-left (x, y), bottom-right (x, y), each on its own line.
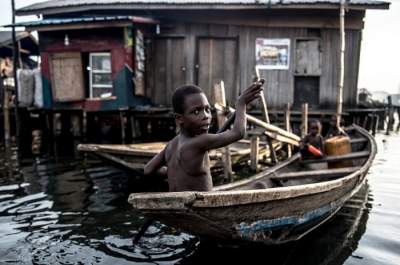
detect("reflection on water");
top-left (0, 132), bottom-right (399, 265)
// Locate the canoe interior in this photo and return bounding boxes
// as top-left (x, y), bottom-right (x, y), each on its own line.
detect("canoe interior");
top-left (215, 126), bottom-right (372, 191)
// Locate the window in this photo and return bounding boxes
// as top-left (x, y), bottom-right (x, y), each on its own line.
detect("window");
top-left (89, 53), bottom-right (112, 98)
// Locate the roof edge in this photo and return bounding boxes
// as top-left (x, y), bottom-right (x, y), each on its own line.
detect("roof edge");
top-left (16, 2), bottom-right (390, 16)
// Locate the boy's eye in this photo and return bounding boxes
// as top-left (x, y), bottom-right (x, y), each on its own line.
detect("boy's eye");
top-left (193, 109), bottom-right (200, 115)
top-left (205, 106), bottom-right (211, 113)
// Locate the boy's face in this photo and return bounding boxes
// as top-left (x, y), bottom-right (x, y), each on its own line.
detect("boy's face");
top-left (177, 93), bottom-right (212, 135)
top-left (310, 122), bottom-right (321, 136)
top-left (330, 116), bottom-right (337, 127)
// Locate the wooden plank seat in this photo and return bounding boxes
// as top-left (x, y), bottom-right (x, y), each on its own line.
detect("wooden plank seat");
top-left (350, 138), bottom-right (368, 144)
top-left (301, 151), bottom-right (370, 164)
top-left (272, 166), bottom-right (361, 180)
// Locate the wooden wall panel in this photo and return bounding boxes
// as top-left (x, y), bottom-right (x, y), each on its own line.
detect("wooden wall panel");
top-left (50, 52), bottom-right (85, 102)
top-left (150, 22), bottom-right (362, 109)
top-left (197, 38), bottom-right (238, 105)
top-left (152, 38), bottom-right (186, 106)
top-left (320, 29), bottom-right (361, 108)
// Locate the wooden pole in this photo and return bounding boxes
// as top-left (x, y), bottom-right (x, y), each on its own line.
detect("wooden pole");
top-left (3, 79), bottom-right (11, 160)
top-left (250, 135), bottom-right (259, 172)
top-left (386, 95), bottom-right (393, 135)
top-left (255, 66), bottom-right (270, 123)
top-left (214, 103), bottom-right (300, 145)
top-left (11, 0), bottom-right (21, 158)
top-left (285, 103), bottom-right (292, 157)
top-left (336, 0), bottom-right (346, 129)
top-left (214, 81), bottom-right (232, 180)
top-left (301, 103), bottom-right (308, 137)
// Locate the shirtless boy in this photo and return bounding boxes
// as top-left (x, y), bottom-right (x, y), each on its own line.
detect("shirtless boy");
top-left (299, 120), bottom-right (325, 159)
top-left (325, 115), bottom-right (348, 139)
top-left (144, 81), bottom-right (264, 191)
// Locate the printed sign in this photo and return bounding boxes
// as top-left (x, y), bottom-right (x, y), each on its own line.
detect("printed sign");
top-left (255, 38), bottom-right (290, 70)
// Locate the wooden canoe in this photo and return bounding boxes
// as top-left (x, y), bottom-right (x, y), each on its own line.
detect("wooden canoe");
top-left (77, 139), bottom-right (282, 173)
top-left (128, 125), bottom-right (376, 244)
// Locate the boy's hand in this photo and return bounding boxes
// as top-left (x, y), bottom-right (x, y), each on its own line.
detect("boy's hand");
top-left (237, 79), bottom-right (264, 106)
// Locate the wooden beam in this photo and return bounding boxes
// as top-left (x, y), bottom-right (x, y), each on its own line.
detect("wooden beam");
top-left (350, 138), bottom-right (367, 144)
top-left (285, 103), bottom-right (292, 157)
top-left (272, 166), bottom-right (361, 180)
top-left (214, 81), bottom-right (233, 180)
top-left (301, 103), bottom-right (308, 137)
top-left (214, 103), bottom-right (300, 145)
top-left (250, 135), bottom-right (260, 172)
top-left (26, 21), bottom-right (132, 32)
top-left (301, 151), bottom-right (370, 164)
top-left (96, 152), bottom-right (145, 171)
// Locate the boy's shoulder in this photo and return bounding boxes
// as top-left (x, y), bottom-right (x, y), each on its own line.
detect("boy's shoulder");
top-left (166, 135), bottom-right (179, 149)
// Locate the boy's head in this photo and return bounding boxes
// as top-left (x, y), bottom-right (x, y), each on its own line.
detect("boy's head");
top-left (330, 115), bottom-right (338, 127)
top-left (309, 120), bottom-right (322, 136)
top-left (172, 84), bottom-right (212, 135)
top-left (172, 84), bottom-right (204, 114)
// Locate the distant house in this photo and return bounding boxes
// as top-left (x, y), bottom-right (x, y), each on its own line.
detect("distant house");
top-left (0, 31), bottom-right (38, 61)
top-left (0, 31), bottom-right (39, 107)
top-left (15, 0), bottom-right (389, 111)
top-left (371, 90), bottom-right (390, 104)
top-left (390, 93), bottom-right (400, 107)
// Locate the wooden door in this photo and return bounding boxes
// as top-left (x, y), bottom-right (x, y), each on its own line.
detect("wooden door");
top-left (152, 37), bottom-right (186, 106)
top-left (196, 38), bottom-right (238, 105)
top-left (50, 52), bottom-right (85, 102)
top-left (293, 77), bottom-right (320, 109)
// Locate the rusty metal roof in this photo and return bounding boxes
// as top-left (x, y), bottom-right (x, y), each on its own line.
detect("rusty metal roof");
top-left (8, 16), bottom-right (159, 28)
top-left (17, 0), bottom-right (390, 15)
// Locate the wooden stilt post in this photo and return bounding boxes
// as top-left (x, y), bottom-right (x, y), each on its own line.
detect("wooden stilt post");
top-left (301, 103), bottom-right (308, 137)
top-left (250, 135), bottom-right (260, 172)
top-left (3, 78), bottom-right (11, 169)
top-left (130, 111), bottom-right (139, 140)
top-left (386, 96), bottom-right (394, 135)
top-left (82, 110), bottom-right (87, 143)
top-left (363, 114), bottom-right (369, 130)
top-left (285, 103), bottom-right (292, 158)
top-left (11, 0), bottom-right (21, 160)
top-left (267, 135), bottom-right (277, 164)
top-left (372, 114), bottom-right (378, 136)
top-left (119, 109), bottom-right (126, 144)
top-left (214, 81), bottom-right (232, 181)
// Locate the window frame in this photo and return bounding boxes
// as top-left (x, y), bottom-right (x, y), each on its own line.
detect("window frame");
top-left (89, 52), bottom-right (113, 99)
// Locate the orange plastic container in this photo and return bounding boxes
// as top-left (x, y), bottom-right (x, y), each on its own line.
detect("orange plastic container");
top-left (324, 136), bottom-right (352, 168)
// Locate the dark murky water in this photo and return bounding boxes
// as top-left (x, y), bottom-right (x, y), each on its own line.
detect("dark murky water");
top-left (0, 132), bottom-right (399, 264)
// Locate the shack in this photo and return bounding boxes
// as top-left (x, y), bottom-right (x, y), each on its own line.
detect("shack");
top-left (16, 0), bottom-right (389, 110)
top-left (13, 0), bottom-right (389, 143)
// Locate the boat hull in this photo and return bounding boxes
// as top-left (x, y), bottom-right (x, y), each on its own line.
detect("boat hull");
top-left (128, 125), bottom-right (376, 244)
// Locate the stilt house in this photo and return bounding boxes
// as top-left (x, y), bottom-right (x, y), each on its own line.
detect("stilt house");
top-left (16, 0), bottom-right (389, 111)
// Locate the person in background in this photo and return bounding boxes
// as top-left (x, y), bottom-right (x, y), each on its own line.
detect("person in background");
top-left (325, 115), bottom-right (348, 139)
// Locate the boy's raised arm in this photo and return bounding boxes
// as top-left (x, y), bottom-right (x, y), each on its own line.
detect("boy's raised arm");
top-left (193, 80), bottom-right (264, 151)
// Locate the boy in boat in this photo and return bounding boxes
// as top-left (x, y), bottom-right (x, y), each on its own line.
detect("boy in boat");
top-left (299, 119), bottom-right (325, 159)
top-left (325, 115), bottom-right (348, 139)
top-left (144, 81), bottom-right (264, 192)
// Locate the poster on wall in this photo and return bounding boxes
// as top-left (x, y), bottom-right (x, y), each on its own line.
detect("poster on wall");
top-left (134, 29), bottom-right (145, 96)
top-left (255, 38), bottom-right (290, 70)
